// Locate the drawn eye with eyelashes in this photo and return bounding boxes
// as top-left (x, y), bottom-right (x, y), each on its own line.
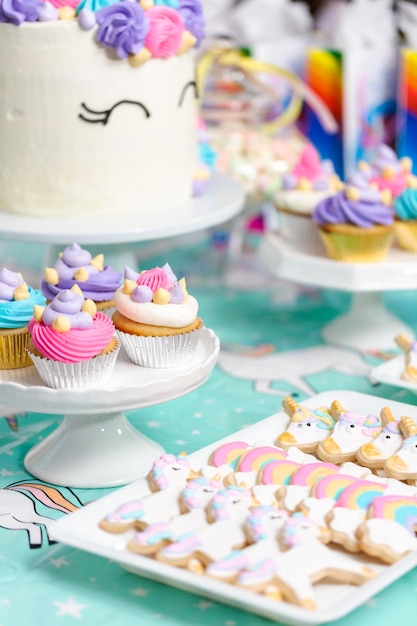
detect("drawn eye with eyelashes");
top-left (178, 80), bottom-right (198, 107)
top-left (79, 100), bottom-right (151, 125)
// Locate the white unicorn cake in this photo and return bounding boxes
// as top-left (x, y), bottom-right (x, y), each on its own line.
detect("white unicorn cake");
top-left (0, 0), bottom-right (205, 219)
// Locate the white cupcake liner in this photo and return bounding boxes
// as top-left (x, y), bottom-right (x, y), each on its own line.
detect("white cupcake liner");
top-left (277, 210), bottom-right (324, 253)
top-left (116, 327), bottom-right (202, 368)
top-left (27, 339), bottom-right (120, 389)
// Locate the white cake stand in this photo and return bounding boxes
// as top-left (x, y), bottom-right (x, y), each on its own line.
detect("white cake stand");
top-left (259, 233), bottom-right (417, 351)
top-left (0, 328), bottom-right (219, 489)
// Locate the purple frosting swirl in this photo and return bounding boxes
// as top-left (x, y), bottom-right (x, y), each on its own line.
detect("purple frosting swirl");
top-left (178, 0), bottom-right (205, 46)
top-left (96, 1), bottom-right (150, 59)
top-left (313, 191), bottom-right (394, 228)
top-left (42, 290), bottom-right (93, 330)
top-left (0, 0), bottom-right (41, 24)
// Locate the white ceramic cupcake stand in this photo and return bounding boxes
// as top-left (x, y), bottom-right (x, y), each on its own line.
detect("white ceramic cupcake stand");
top-left (259, 233), bottom-right (417, 352)
top-left (0, 173), bottom-right (245, 488)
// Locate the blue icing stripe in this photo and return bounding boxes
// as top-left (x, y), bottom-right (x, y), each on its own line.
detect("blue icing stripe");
top-left (0, 287), bottom-right (46, 329)
top-left (394, 188), bottom-right (417, 220)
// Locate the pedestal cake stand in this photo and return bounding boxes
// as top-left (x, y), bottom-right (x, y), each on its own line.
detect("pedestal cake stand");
top-left (0, 174), bottom-right (244, 488)
top-left (259, 233), bottom-right (417, 351)
top-left (0, 328), bottom-right (219, 489)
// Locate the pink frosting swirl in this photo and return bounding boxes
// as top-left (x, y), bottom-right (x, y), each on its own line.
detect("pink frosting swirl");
top-left (144, 6), bottom-right (184, 58)
top-left (28, 312), bottom-right (115, 363)
top-left (47, 0), bottom-right (78, 8)
top-left (137, 266), bottom-right (172, 292)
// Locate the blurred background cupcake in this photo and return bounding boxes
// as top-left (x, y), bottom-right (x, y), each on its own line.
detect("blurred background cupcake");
top-left (0, 267), bottom-right (46, 370)
top-left (393, 182), bottom-right (417, 251)
top-left (274, 144), bottom-right (341, 251)
top-left (112, 264), bottom-right (203, 368)
top-left (28, 285), bottom-right (119, 389)
top-left (41, 243), bottom-right (122, 313)
top-left (312, 174), bottom-right (394, 262)
top-left (358, 144), bottom-right (417, 200)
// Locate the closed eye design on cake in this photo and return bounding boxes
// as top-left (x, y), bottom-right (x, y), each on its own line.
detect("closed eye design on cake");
top-left (178, 80), bottom-right (198, 107)
top-left (79, 100), bottom-right (151, 125)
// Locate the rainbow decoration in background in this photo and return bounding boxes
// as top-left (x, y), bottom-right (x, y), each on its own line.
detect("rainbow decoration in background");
top-left (301, 49), bottom-right (344, 178)
top-left (397, 49), bottom-right (417, 174)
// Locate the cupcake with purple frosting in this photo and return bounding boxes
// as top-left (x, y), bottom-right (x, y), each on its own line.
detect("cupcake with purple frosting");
top-left (312, 175), bottom-right (394, 262)
top-left (274, 145), bottom-right (341, 250)
top-left (42, 243), bottom-right (122, 312)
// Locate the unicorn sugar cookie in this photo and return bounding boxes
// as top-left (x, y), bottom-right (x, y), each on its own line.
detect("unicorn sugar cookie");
top-left (356, 406), bottom-right (404, 469)
top-left (395, 333), bottom-right (417, 383)
top-left (356, 494), bottom-right (417, 563)
top-left (127, 476), bottom-right (224, 556)
top-left (237, 513), bottom-right (376, 610)
top-left (276, 397), bottom-right (335, 453)
top-left (99, 454), bottom-right (197, 533)
top-left (384, 417), bottom-right (417, 481)
top-left (316, 400), bottom-right (382, 464)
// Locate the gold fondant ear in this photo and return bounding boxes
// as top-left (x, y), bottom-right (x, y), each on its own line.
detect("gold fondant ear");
top-left (177, 31), bottom-right (197, 55)
top-left (74, 267), bottom-right (89, 282)
top-left (33, 305), bottom-right (44, 322)
top-left (128, 48), bottom-right (152, 67)
top-left (14, 283), bottom-right (29, 300)
top-left (52, 316), bottom-right (71, 332)
top-left (123, 279), bottom-right (137, 295)
top-left (44, 267), bottom-right (59, 285)
top-left (82, 299), bottom-right (97, 317)
top-left (90, 254), bottom-right (104, 272)
top-left (71, 284), bottom-right (84, 296)
top-left (153, 288), bottom-right (170, 305)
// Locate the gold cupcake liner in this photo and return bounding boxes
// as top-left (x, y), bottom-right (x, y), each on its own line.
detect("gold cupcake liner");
top-left (27, 339), bottom-right (120, 389)
top-left (394, 220), bottom-right (417, 252)
top-left (318, 224), bottom-right (394, 263)
top-left (116, 327), bottom-right (202, 368)
top-left (0, 328), bottom-right (32, 370)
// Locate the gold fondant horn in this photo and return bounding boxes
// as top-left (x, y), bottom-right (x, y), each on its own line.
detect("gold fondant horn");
top-left (123, 278), bottom-right (137, 295)
top-left (74, 267), bottom-right (89, 282)
top-left (52, 316), bottom-right (71, 333)
top-left (380, 406), bottom-right (395, 425)
top-left (177, 30), bottom-right (197, 55)
top-left (90, 254), bottom-right (104, 272)
top-left (44, 267), bottom-right (59, 285)
top-left (128, 48), bottom-right (152, 67)
top-left (71, 284), bottom-right (84, 296)
top-left (14, 283), bottom-right (29, 300)
top-left (82, 299), bottom-right (97, 317)
top-left (33, 305), bottom-right (44, 322)
top-left (395, 333), bottom-right (411, 353)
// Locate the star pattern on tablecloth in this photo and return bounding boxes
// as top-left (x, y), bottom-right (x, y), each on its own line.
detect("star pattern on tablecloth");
top-left (50, 557), bottom-right (69, 569)
top-left (130, 588), bottom-right (150, 597)
top-left (195, 600), bottom-right (214, 610)
top-left (147, 421), bottom-right (161, 429)
top-left (0, 598), bottom-right (10, 606)
top-left (53, 597), bottom-right (88, 618)
top-left (0, 468), bottom-right (15, 477)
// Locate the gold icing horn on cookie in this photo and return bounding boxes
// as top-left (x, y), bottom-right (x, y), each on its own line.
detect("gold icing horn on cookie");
top-left (330, 400), bottom-right (346, 420)
top-left (380, 406), bottom-right (396, 426)
top-left (13, 282), bottom-right (29, 300)
top-left (44, 267), bottom-right (59, 285)
top-left (395, 333), bottom-right (411, 353)
top-left (282, 396), bottom-right (300, 416)
top-left (399, 416), bottom-right (417, 438)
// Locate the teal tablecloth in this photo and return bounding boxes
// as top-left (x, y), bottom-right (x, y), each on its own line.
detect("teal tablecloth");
top-left (0, 230), bottom-right (416, 626)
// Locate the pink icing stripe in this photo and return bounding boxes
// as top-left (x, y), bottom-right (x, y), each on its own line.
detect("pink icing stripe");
top-left (289, 462), bottom-right (339, 487)
top-left (210, 441), bottom-right (249, 468)
top-left (236, 446), bottom-right (287, 472)
top-left (28, 313), bottom-right (115, 363)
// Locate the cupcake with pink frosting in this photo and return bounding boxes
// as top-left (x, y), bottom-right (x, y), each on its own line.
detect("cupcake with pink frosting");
top-left (357, 144), bottom-right (417, 199)
top-left (274, 144), bottom-right (341, 250)
top-left (0, 267), bottom-right (46, 370)
top-left (312, 174), bottom-right (394, 262)
top-left (28, 285), bottom-right (119, 389)
top-left (41, 243), bottom-right (122, 312)
top-left (112, 263), bottom-right (202, 368)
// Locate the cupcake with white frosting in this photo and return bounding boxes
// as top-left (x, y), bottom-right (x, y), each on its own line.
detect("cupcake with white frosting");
top-left (112, 264), bottom-right (203, 368)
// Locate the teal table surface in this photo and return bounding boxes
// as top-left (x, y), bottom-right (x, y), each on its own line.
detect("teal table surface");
top-left (0, 229), bottom-right (416, 626)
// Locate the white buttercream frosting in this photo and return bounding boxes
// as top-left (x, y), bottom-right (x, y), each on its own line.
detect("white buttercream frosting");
top-left (275, 189), bottom-right (335, 215)
top-left (114, 288), bottom-right (198, 328)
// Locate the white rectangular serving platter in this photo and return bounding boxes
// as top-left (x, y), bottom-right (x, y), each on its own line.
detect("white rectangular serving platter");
top-left (51, 390), bottom-right (417, 626)
top-left (371, 356), bottom-right (417, 395)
